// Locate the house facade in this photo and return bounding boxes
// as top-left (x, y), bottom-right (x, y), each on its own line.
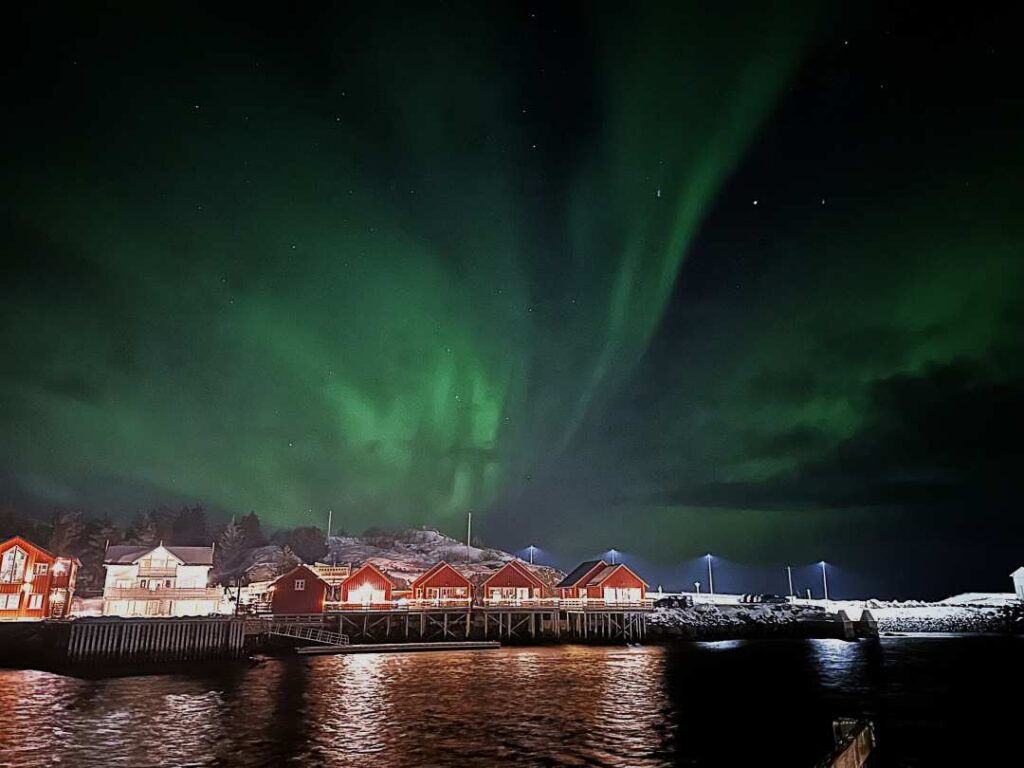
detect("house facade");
top-left (410, 561), bottom-right (472, 604)
top-left (0, 536), bottom-right (78, 620)
top-left (339, 562), bottom-right (397, 607)
top-left (269, 564), bottom-right (330, 614)
top-left (1012, 567), bottom-right (1024, 600)
top-left (480, 560), bottom-right (548, 604)
top-left (556, 560), bottom-right (647, 603)
top-left (102, 543), bottom-right (221, 617)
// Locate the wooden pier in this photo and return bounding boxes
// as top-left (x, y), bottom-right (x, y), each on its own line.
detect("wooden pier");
top-left (66, 617), bottom-right (246, 664)
top-left (296, 640), bottom-right (501, 655)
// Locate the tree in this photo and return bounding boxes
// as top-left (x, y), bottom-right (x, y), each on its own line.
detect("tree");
top-left (171, 504), bottom-right (209, 545)
top-left (217, 517), bottom-right (247, 568)
top-left (280, 526), bottom-right (327, 564)
top-left (48, 509), bottom-right (84, 555)
top-left (238, 511), bottom-right (265, 549)
top-left (126, 511), bottom-right (160, 546)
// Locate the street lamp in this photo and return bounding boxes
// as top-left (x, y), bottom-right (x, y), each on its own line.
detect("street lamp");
top-left (706, 553), bottom-right (715, 596)
top-left (694, 581), bottom-right (701, 595)
top-left (786, 565), bottom-right (794, 599)
top-left (609, 549), bottom-right (619, 565)
top-left (820, 561), bottom-right (829, 603)
top-left (527, 545), bottom-right (536, 565)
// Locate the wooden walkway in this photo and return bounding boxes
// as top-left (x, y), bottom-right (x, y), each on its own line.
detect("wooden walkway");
top-left (296, 640), bottom-right (501, 655)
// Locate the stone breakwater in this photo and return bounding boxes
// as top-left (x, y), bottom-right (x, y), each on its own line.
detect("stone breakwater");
top-left (867, 603), bottom-right (1024, 634)
top-left (647, 598), bottom-right (832, 640)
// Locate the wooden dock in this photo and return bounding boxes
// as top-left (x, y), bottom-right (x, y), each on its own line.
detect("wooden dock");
top-left (295, 640), bottom-right (501, 655)
top-left (66, 617), bottom-right (246, 663)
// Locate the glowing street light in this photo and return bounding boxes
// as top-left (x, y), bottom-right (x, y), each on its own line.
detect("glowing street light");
top-left (527, 545), bottom-right (536, 565)
top-left (608, 549), bottom-right (619, 565)
top-left (820, 561), bottom-right (829, 603)
top-left (706, 553), bottom-right (715, 596)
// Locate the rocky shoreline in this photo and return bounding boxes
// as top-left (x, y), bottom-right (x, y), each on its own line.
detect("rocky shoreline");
top-left (648, 597), bottom-right (1024, 641)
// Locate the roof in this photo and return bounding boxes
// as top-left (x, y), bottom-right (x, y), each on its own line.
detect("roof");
top-left (341, 562), bottom-right (398, 588)
top-left (555, 560), bottom-right (605, 589)
top-left (104, 544), bottom-right (215, 566)
top-left (584, 562), bottom-right (649, 589)
top-left (1011, 567), bottom-right (1024, 577)
top-left (269, 563), bottom-right (331, 588)
top-left (0, 535), bottom-right (56, 560)
top-left (481, 559), bottom-right (546, 589)
top-left (584, 564), bottom-right (620, 586)
top-left (410, 560), bottom-right (471, 588)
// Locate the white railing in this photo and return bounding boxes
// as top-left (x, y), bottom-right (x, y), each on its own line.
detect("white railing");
top-left (103, 587), bottom-right (223, 600)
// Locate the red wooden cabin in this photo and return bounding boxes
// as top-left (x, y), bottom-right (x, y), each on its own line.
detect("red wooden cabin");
top-left (581, 563), bottom-right (648, 603)
top-left (268, 564), bottom-right (330, 614)
top-left (555, 560), bottom-right (608, 599)
top-left (0, 536), bottom-right (78, 620)
top-left (410, 561), bottom-right (471, 604)
top-left (339, 562), bottom-right (397, 607)
top-left (480, 560), bottom-right (549, 604)
top-left (556, 560), bottom-right (648, 603)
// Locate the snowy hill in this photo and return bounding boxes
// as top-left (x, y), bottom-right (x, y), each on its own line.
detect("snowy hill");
top-left (219, 528), bottom-right (564, 586)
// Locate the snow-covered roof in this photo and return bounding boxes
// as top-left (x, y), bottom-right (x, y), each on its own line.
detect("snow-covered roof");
top-left (105, 544), bottom-right (214, 565)
top-left (1010, 567), bottom-right (1024, 577)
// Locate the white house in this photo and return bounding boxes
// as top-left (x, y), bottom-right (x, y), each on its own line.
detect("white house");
top-left (1012, 567), bottom-right (1024, 601)
top-left (102, 543), bottom-right (222, 617)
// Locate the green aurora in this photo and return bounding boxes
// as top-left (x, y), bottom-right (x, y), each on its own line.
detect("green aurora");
top-left (3, 3), bottom-right (1022, 594)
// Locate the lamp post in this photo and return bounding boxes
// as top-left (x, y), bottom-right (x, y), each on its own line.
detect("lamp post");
top-left (706, 553), bottom-right (715, 596)
top-left (787, 565), bottom-right (794, 599)
top-left (820, 561), bottom-right (829, 603)
top-left (694, 581), bottom-right (701, 595)
top-left (609, 549), bottom-right (618, 565)
top-left (528, 545), bottom-right (536, 565)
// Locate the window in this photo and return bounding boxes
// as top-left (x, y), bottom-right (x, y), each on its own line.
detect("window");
top-left (294, 579), bottom-right (305, 591)
top-left (35, 563), bottom-right (49, 576)
top-left (1, 547), bottom-right (28, 583)
top-left (1, 593), bottom-right (20, 610)
top-left (28, 594), bottom-right (43, 610)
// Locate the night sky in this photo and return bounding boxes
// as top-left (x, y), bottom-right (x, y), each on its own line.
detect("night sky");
top-left (3, 3), bottom-right (1022, 598)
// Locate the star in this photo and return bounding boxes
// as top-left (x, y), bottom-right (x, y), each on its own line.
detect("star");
top-left (752, 200), bottom-right (759, 206)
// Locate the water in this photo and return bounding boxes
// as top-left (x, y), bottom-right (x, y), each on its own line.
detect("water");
top-left (1, 636), bottom-right (1020, 767)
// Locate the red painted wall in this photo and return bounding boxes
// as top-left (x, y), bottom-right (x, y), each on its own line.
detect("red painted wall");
top-left (482, 562), bottom-right (546, 596)
top-left (270, 565), bottom-right (327, 614)
top-left (557, 562), bottom-right (607, 599)
top-left (412, 562), bottom-right (471, 598)
top-left (340, 563), bottom-right (394, 602)
top-left (0, 536), bottom-right (77, 620)
top-left (585, 565), bottom-right (647, 598)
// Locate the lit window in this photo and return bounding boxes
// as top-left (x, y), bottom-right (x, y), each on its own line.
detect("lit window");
top-left (2, 593), bottom-right (20, 610)
top-left (1, 547), bottom-right (27, 583)
top-left (29, 594), bottom-right (43, 610)
top-left (294, 579), bottom-right (305, 591)
top-left (35, 563), bottom-right (49, 576)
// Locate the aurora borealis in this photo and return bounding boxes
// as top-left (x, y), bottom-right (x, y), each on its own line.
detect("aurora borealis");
top-left (3, 3), bottom-right (1022, 596)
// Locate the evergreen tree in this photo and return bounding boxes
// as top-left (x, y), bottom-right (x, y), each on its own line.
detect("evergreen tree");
top-left (281, 526), bottom-right (328, 564)
top-left (217, 517), bottom-right (246, 567)
top-left (126, 511), bottom-right (160, 545)
top-left (47, 509), bottom-right (84, 555)
top-left (171, 504), bottom-right (209, 545)
top-left (238, 511), bottom-right (265, 549)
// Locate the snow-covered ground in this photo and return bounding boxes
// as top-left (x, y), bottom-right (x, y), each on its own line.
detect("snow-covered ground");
top-left (225, 528), bottom-right (565, 587)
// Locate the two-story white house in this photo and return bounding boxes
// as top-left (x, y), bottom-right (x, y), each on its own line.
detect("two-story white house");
top-left (102, 543), bottom-right (222, 617)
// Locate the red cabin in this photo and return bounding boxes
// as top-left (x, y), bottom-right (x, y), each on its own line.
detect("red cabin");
top-left (339, 562), bottom-right (397, 607)
top-left (268, 564), bottom-right (329, 614)
top-left (480, 560), bottom-right (548, 604)
top-left (0, 536), bottom-right (78, 620)
top-left (410, 561), bottom-right (471, 604)
top-left (555, 560), bottom-right (608, 599)
top-left (556, 560), bottom-right (648, 603)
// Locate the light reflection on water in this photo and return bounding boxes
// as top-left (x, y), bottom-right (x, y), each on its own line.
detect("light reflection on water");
top-left (1, 637), bottom-right (1021, 767)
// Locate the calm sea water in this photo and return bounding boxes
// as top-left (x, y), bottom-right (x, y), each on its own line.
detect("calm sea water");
top-left (1, 636), bottom-right (1020, 767)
